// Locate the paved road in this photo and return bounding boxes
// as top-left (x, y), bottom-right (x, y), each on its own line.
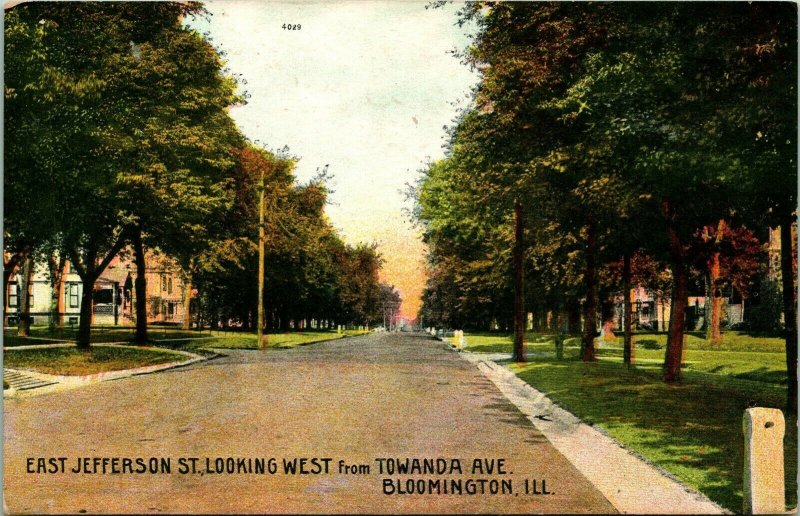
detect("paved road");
top-left (5, 332), bottom-right (615, 514)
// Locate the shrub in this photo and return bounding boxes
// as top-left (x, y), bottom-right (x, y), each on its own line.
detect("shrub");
top-left (640, 339), bottom-right (662, 350)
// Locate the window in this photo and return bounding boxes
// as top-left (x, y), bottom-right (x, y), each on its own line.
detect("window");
top-left (68, 284), bottom-right (79, 308)
top-left (8, 283), bottom-right (17, 308)
top-left (167, 276), bottom-right (173, 294)
top-left (161, 273), bottom-right (167, 293)
top-left (9, 283), bottom-right (33, 308)
top-left (167, 302), bottom-right (175, 319)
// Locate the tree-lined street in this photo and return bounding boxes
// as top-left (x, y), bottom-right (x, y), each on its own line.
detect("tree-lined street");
top-left (3, 2), bottom-right (797, 514)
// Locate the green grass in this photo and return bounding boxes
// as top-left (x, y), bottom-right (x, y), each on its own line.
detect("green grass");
top-left (460, 330), bottom-right (785, 354)
top-left (343, 329), bottom-right (371, 337)
top-left (508, 358), bottom-right (796, 512)
top-left (594, 346), bottom-right (788, 385)
top-left (154, 330), bottom-right (365, 351)
top-left (4, 346), bottom-right (183, 375)
top-left (453, 331), bottom-right (580, 353)
top-left (603, 331), bottom-right (787, 353)
top-left (460, 331), bottom-right (787, 385)
top-left (3, 326), bottom-right (369, 351)
top-left (3, 326), bottom-right (211, 346)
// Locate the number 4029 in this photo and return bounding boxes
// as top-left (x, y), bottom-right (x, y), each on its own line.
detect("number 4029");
top-left (282, 23), bottom-right (301, 30)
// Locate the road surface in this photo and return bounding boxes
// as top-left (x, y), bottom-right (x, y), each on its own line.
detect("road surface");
top-left (4, 332), bottom-right (615, 513)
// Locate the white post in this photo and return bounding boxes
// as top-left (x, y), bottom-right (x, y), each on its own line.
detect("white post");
top-left (743, 407), bottom-right (785, 514)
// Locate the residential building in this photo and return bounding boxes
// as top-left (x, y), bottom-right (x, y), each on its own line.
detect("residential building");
top-left (4, 250), bottom-right (188, 328)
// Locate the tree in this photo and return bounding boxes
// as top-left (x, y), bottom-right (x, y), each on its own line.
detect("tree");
top-left (690, 222), bottom-right (765, 344)
top-left (5, 3), bottom-right (245, 347)
top-left (419, 3), bottom-right (795, 392)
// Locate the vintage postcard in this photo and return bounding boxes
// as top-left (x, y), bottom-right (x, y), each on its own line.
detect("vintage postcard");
top-left (3, 1), bottom-right (797, 514)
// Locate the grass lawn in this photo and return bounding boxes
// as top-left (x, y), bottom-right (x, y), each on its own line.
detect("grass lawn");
top-left (3, 326), bottom-right (208, 347)
top-left (154, 330), bottom-right (365, 351)
top-left (452, 332), bottom-right (580, 353)
top-left (343, 329), bottom-right (371, 337)
top-left (460, 330), bottom-right (786, 354)
top-left (595, 346), bottom-right (788, 385)
top-left (4, 326), bottom-right (370, 351)
top-left (508, 357), bottom-right (797, 512)
top-left (4, 346), bottom-right (183, 376)
top-left (458, 331), bottom-right (788, 385)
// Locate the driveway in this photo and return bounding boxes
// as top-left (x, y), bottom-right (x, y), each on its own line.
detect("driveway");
top-left (4, 332), bottom-right (615, 513)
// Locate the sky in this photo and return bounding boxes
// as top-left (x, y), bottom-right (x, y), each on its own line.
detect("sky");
top-left (187, 1), bottom-right (479, 319)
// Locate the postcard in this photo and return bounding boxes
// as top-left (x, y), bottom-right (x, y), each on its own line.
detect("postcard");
top-left (3, 1), bottom-right (797, 514)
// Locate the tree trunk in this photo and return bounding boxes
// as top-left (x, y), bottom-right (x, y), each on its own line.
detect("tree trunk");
top-left (48, 255), bottom-right (66, 331)
top-left (567, 298), bottom-right (581, 335)
top-left (77, 277), bottom-right (95, 349)
top-left (181, 271), bottom-right (192, 331)
top-left (257, 169), bottom-right (267, 348)
top-left (132, 229), bottom-right (148, 344)
top-left (69, 231), bottom-right (128, 349)
top-left (663, 200), bottom-right (687, 383)
top-left (623, 253), bottom-right (634, 366)
top-left (583, 221), bottom-right (598, 361)
top-left (17, 254), bottom-right (34, 337)
top-left (708, 252), bottom-right (724, 344)
top-left (740, 297), bottom-right (745, 322)
top-left (780, 218), bottom-right (797, 413)
top-left (601, 297), bottom-right (616, 341)
top-left (513, 198), bottom-right (526, 362)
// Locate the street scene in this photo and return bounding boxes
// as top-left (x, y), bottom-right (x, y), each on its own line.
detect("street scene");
top-left (3, 1), bottom-right (798, 514)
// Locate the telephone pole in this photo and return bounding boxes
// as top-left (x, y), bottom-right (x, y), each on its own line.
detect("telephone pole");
top-left (513, 197), bottom-right (526, 362)
top-left (257, 163), bottom-right (268, 349)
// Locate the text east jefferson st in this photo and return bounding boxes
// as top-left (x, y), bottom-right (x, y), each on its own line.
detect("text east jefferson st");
top-left (26, 457), bottom-right (334, 475)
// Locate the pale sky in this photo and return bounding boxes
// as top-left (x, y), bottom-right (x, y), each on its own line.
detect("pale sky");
top-left (188, 1), bottom-right (479, 318)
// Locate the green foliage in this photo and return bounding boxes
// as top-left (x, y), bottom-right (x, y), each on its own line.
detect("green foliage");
top-left (192, 149), bottom-right (395, 329)
top-left (4, 3), bottom-right (246, 345)
top-left (743, 280), bottom-right (784, 332)
top-left (417, 3), bottom-right (796, 381)
top-left (5, 4), bottom-right (392, 338)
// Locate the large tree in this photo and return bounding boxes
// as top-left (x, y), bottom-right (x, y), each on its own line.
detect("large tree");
top-left (5, 3), bottom-right (245, 346)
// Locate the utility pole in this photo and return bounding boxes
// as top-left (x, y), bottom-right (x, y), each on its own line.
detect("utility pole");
top-left (257, 162), bottom-right (268, 349)
top-left (513, 197), bottom-right (526, 362)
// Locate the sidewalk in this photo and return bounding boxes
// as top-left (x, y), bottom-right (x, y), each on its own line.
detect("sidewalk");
top-left (461, 351), bottom-right (728, 514)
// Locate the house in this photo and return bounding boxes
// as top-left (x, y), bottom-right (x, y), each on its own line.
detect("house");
top-left (4, 250), bottom-right (188, 328)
